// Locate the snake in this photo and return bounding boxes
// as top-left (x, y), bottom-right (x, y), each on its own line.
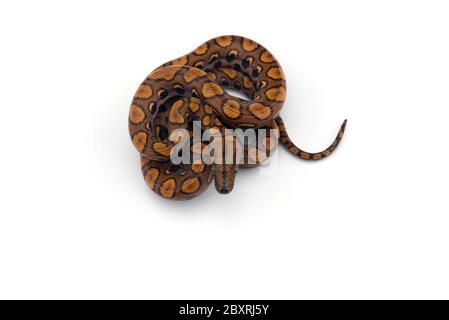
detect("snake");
top-left (128, 35), bottom-right (347, 200)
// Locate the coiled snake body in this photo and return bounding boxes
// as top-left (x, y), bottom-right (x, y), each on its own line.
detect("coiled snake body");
top-left (129, 35), bottom-right (346, 200)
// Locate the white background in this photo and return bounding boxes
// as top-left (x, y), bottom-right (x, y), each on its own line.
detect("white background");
top-left (0, 0), bottom-right (448, 299)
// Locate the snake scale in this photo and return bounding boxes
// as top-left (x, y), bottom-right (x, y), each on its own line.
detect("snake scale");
top-left (129, 35), bottom-right (347, 200)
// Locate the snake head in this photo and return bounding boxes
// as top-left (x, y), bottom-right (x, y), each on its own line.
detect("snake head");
top-left (213, 164), bottom-right (238, 194)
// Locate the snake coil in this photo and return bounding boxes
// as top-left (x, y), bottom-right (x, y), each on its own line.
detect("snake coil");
top-left (129, 35), bottom-right (346, 200)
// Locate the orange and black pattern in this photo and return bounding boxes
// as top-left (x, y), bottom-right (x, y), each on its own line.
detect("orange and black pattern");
top-left (128, 35), bottom-right (347, 200)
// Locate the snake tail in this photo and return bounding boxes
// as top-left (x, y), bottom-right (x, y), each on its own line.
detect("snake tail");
top-left (275, 116), bottom-right (347, 160)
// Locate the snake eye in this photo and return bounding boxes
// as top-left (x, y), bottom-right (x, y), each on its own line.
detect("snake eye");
top-left (233, 81), bottom-right (241, 90)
